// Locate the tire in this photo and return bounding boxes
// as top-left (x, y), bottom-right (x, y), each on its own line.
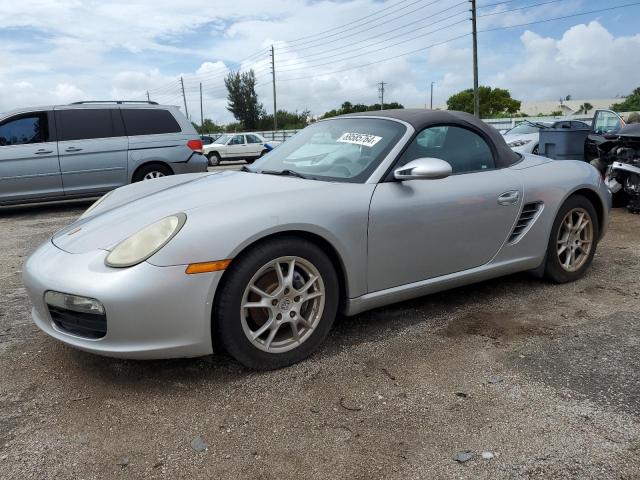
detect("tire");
top-left (213, 237), bottom-right (339, 370)
top-left (207, 152), bottom-right (221, 167)
top-left (133, 164), bottom-right (172, 182)
top-left (543, 195), bottom-right (599, 283)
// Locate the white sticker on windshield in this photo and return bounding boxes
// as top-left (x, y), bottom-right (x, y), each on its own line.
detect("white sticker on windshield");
top-left (336, 132), bottom-right (382, 148)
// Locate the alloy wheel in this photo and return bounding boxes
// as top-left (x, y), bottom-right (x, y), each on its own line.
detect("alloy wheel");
top-left (556, 207), bottom-right (593, 272)
top-left (143, 171), bottom-right (165, 180)
top-left (240, 256), bottom-right (325, 353)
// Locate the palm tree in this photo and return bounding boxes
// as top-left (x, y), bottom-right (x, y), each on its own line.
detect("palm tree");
top-left (579, 102), bottom-right (593, 114)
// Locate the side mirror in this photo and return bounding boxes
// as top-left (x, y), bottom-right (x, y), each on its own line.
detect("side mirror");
top-left (394, 158), bottom-right (452, 181)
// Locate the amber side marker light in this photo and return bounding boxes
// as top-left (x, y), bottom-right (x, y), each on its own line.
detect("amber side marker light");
top-left (185, 259), bottom-right (232, 274)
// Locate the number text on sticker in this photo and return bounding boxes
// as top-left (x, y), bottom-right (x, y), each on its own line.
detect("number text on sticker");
top-left (337, 132), bottom-right (383, 148)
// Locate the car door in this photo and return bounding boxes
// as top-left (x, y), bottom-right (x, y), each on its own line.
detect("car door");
top-left (246, 134), bottom-right (265, 157)
top-left (55, 108), bottom-right (128, 195)
top-left (224, 134), bottom-right (246, 159)
top-left (0, 111), bottom-right (63, 204)
top-left (367, 125), bottom-right (523, 292)
top-left (585, 109), bottom-right (623, 161)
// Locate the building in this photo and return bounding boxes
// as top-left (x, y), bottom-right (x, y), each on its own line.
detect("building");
top-left (517, 98), bottom-right (625, 116)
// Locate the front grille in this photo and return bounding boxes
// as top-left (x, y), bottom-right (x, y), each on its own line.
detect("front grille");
top-left (508, 202), bottom-right (542, 243)
top-left (48, 305), bottom-right (107, 339)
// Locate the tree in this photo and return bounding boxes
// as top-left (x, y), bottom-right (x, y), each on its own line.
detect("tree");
top-left (224, 70), bottom-right (265, 130)
top-left (446, 86), bottom-right (521, 118)
top-left (258, 109), bottom-right (311, 130)
top-left (578, 102), bottom-right (593, 115)
top-left (612, 87), bottom-right (640, 112)
top-left (192, 118), bottom-right (224, 134)
top-left (321, 101), bottom-right (404, 118)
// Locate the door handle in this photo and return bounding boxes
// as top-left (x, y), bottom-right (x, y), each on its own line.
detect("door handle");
top-left (34, 149), bottom-right (53, 155)
top-left (65, 147), bottom-right (83, 152)
top-left (498, 191), bottom-right (520, 206)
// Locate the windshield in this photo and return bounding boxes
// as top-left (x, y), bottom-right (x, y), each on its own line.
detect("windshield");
top-left (247, 118), bottom-right (406, 183)
top-left (214, 134), bottom-right (232, 144)
top-left (505, 123), bottom-right (542, 135)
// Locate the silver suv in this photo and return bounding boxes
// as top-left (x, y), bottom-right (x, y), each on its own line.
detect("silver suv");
top-left (0, 101), bottom-right (208, 206)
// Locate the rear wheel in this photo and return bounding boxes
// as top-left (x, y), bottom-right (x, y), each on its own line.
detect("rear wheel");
top-left (133, 164), bottom-right (172, 182)
top-left (213, 237), bottom-right (339, 370)
top-left (544, 195), bottom-right (599, 283)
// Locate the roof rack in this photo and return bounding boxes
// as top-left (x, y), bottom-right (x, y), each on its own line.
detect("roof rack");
top-left (70, 100), bottom-right (159, 105)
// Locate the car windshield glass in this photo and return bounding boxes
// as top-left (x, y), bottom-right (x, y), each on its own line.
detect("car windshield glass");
top-left (215, 134), bottom-right (232, 144)
top-left (247, 118), bottom-right (406, 183)
top-left (505, 123), bottom-right (541, 135)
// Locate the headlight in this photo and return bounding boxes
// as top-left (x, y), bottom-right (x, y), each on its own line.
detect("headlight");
top-left (80, 191), bottom-right (113, 219)
top-left (105, 213), bottom-right (187, 268)
top-left (507, 139), bottom-right (532, 147)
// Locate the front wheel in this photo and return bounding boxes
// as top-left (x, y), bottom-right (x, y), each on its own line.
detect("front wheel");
top-left (213, 237), bottom-right (339, 370)
top-left (207, 152), bottom-right (221, 166)
top-left (543, 195), bottom-right (599, 283)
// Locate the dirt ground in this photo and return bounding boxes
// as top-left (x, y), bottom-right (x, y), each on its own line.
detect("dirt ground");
top-left (1, 203), bottom-right (639, 479)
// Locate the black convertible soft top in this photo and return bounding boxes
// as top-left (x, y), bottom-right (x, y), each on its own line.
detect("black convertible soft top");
top-left (343, 108), bottom-right (521, 168)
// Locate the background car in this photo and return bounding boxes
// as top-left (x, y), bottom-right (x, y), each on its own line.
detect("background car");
top-left (0, 101), bottom-right (207, 206)
top-left (202, 132), bottom-right (279, 166)
top-left (201, 133), bottom-right (222, 145)
top-left (23, 109), bottom-right (610, 370)
top-left (504, 120), bottom-right (590, 155)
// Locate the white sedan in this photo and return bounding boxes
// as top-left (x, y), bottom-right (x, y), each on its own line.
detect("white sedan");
top-left (503, 120), bottom-right (589, 155)
top-left (202, 133), bottom-right (278, 166)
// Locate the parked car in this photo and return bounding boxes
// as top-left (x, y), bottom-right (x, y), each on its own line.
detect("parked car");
top-left (584, 109), bottom-right (625, 162)
top-left (23, 109), bottom-right (610, 370)
top-left (0, 101), bottom-right (207, 206)
top-left (202, 132), bottom-right (279, 166)
top-left (200, 134), bottom-right (222, 145)
top-left (503, 120), bottom-right (590, 155)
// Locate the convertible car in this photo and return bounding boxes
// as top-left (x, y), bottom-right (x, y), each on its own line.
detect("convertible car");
top-left (23, 109), bottom-right (610, 370)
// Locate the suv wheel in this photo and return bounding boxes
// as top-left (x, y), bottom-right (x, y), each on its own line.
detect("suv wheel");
top-left (133, 164), bottom-right (172, 182)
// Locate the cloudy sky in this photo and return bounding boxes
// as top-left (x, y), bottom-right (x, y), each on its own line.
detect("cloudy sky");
top-left (1, 0), bottom-right (639, 123)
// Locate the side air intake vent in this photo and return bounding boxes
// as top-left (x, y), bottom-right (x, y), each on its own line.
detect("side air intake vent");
top-left (508, 202), bottom-right (542, 243)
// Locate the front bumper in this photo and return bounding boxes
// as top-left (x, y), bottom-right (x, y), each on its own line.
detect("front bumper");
top-left (22, 240), bottom-right (222, 359)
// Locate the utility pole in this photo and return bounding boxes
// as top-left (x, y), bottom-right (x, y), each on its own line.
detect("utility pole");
top-left (199, 82), bottom-right (204, 129)
top-left (378, 81), bottom-right (386, 110)
top-left (470, 0), bottom-right (480, 118)
top-left (271, 45), bottom-right (277, 132)
top-left (180, 76), bottom-right (189, 118)
top-left (430, 82), bottom-right (435, 109)
top-left (146, 91), bottom-right (150, 102)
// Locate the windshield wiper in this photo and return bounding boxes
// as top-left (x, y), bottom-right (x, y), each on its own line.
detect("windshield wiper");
top-left (260, 169), bottom-right (311, 180)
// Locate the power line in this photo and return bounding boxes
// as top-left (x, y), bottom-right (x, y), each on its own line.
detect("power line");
top-left (478, 0), bottom-right (567, 18)
top-left (276, 1), bottom-right (468, 63)
top-left (278, 32), bottom-right (471, 82)
top-left (276, 18), bottom-right (468, 73)
top-left (478, 1), bottom-right (640, 32)
top-left (278, 0), bottom-right (453, 52)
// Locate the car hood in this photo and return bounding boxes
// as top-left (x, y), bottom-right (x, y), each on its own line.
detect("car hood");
top-left (52, 171), bottom-right (332, 254)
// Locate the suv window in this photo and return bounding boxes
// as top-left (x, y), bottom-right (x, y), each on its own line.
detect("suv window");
top-left (56, 109), bottom-right (117, 141)
top-left (230, 135), bottom-right (245, 145)
top-left (397, 126), bottom-right (495, 174)
top-left (0, 112), bottom-right (49, 146)
top-left (121, 109), bottom-right (181, 136)
top-left (246, 134), bottom-right (262, 144)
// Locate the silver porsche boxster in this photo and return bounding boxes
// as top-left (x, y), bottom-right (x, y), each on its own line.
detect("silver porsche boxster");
top-left (22, 109), bottom-right (611, 369)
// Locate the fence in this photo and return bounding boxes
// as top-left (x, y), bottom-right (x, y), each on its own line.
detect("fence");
top-left (212, 112), bottom-right (635, 141)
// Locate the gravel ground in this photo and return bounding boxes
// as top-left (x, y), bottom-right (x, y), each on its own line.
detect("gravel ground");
top-left (0, 203), bottom-right (639, 480)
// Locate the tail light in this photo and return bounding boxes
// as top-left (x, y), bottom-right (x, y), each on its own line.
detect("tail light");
top-left (187, 139), bottom-right (203, 153)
